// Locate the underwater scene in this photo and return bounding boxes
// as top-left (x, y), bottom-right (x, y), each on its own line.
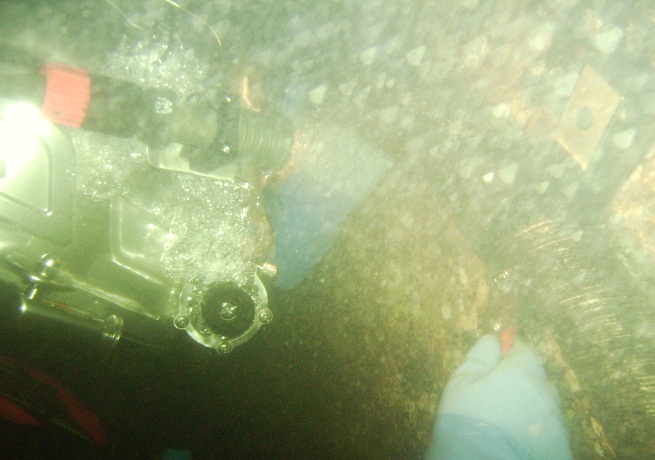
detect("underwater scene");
top-left (0, 0), bottom-right (653, 458)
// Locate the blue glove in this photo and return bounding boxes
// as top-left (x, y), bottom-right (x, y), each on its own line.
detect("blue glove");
top-left (426, 334), bottom-right (573, 460)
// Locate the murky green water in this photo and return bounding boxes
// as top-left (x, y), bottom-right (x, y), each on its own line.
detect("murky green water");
top-left (0, 1), bottom-right (654, 458)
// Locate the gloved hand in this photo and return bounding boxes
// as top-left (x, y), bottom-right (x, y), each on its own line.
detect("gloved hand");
top-left (426, 334), bottom-right (573, 460)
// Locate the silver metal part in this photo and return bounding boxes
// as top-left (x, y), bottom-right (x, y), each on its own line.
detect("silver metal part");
top-left (0, 99), bottom-right (74, 245)
top-left (146, 142), bottom-right (239, 182)
top-left (0, 96), bottom-right (273, 353)
top-left (175, 275), bottom-right (272, 354)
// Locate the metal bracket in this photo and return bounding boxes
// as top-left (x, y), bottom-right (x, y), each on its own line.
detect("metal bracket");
top-left (556, 65), bottom-right (622, 169)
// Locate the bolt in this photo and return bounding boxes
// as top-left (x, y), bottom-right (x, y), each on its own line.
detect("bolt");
top-left (258, 309), bottom-right (273, 325)
top-left (174, 316), bottom-right (189, 329)
top-left (37, 254), bottom-right (59, 279)
top-left (216, 342), bottom-right (233, 355)
top-left (219, 301), bottom-right (238, 320)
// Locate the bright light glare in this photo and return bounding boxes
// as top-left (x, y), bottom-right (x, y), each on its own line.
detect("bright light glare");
top-left (0, 102), bottom-right (53, 157)
top-left (4, 101), bottom-right (52, 135)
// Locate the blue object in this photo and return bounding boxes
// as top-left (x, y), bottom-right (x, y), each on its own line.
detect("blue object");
top-left (268, 125), bottom-right (391, 289)
top-left (426, 335), bottom-right (573, 460)
top-left (427, 414), bottom-right (531, 460)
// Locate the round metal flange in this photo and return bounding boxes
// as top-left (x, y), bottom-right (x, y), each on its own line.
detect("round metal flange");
top-left (178, 274), bottom-right (271, 353)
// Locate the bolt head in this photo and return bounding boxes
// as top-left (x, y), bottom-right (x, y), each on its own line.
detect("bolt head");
top-left (258, 309), bottom-right (273, 324)
top-left (174, 316), bottom-right (189, 329)
top-left (37, 254), bottom-right (59, 279)
top-left (216, 342), bottom-right (233, 355)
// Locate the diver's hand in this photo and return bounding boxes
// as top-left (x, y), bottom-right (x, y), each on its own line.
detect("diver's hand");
top-left (429, 334), bottom-right (573, 460)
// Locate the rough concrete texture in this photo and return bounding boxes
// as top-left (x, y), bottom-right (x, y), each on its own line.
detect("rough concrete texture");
top-left (1, 0), bottom-right (654, 458)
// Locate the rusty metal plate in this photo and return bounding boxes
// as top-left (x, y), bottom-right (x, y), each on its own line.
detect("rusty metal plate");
top-left (556, 66), bottom-right (621, 169)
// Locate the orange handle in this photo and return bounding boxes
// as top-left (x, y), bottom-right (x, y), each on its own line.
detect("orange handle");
top-left (500, 325), bottom-right (518, 357)
top-left (41, 62), bottom-right (90, 128)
